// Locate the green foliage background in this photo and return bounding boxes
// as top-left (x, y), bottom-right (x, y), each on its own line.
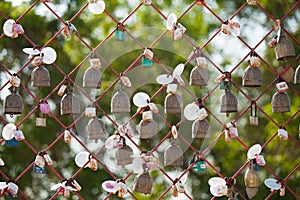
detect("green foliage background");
top-left (0, 0), bottom-right (299, 199)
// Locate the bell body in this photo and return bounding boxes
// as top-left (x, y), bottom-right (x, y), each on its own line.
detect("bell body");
top-left (111, 90), bottom-right (131, 113)
top-left (133, 171), bottom-right (153, 195)
top-left (242, 66), bottom-right (262, 87)
top-left (271, 92), bottom-right (290, 113)
top-left (83, 67), bottom-right (101, 88)
top-left (164, 143), bottom-right (183, 167)
top-left (115, 145), bottom-right (133, 166)
top-left (60, 93), bottom-right (80, 115)
top-left (138, 120), bottom-right (158, 139)
top-left (192, 119), bottom-right (210, 138)
top-left (220, 90), bottom-right (238, 113)
top-left (31, 66), bottom-right (51, 87)
top-left (189, 67), bottom-right (209, 86)
top-left (164, 93), bottom-right (183, 114)
top-left (87, 117), bottom-right (107, 141)
top-left (4, 93), bottom-right (23, 115)
top-left (294, 65), bottom-right (300, 84)
top-left (275, 35), bottom-right (295, 61)
top-left (245, 168), bottom-right (259, 188)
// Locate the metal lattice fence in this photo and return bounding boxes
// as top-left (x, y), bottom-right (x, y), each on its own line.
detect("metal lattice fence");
top-left (0, 0), bottom-right (299, 199)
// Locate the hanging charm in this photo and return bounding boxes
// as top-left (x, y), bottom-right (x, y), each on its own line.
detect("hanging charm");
top-left (115, 137), bottom-right (133, 167)
top-left (64, 130), bottom-right (71, 144)
top-left (271, 78), bottom-right (290, 113)
top-left (294, 65), bottom-right (300, 84)
top-left (85, 105), bottom-right (96, 117)
top-left (88, 0), bottom-right (105, 15)
top-left (4, 86), bottom-right (23, 117)
top-left (189, 47), bottom-right (209, 86)
top-left (242, 52), bottom-right (262, 87)
top-left (60, 85), bottom-right (81, 115)
top-left (166, 13), bottom-right (186, 40)
top-left (219, 78), bottom-right (238, 116)
top-left (164, 139), bottom-right (183, 167)
top-left (138, 111), bottom-right (158, 139)
top-left (51, 179), bottom-right (81, 197)
top-left (247, 0), bottom-right (258, 5)
top-left (10, 74), bottom-right (21, 88)
top-left (142, 47), bottom-right (153, 67)
top-left (0, 181), bottom-right (19, 198)
top-left (244, 160), bottom-right (260, 199)
top-left (87, 116), bottom-right (107, 143)
top-left (3, 19), bottom-right (24, 38)
top-left (164, 84), bottom-right (183, 114)
top-left (221, 20), bottom-right (240, 37)
top-left (249, 102), bottom-right (258, 126)
top-left (277, 127), bottom-right (288, 140)
top-left (36, 109), bottom-right (47, 127)
top-left (189, 153), bottom-right (206, 172)
top-left (133, 165), bottom-right (153, 195)
top-left (111, 81), bottom-right (131, 113)
top-left (115, 23), bottom-right (126, 41)
top-left (83, 53), bottom-right (102, 88)
top-left (272, 25), bottom-right (295, 61)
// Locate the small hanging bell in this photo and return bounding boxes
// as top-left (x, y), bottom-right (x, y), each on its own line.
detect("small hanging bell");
top-left (111, 84), bottom-right (131, 113)
top-left (82, 63), bottom-right (101, 88)
top-left (271, 92), bottom-right (290, 113)
top-left (31, 65), bottom-right (51, 87)
top-left (192, 119), bottom-right (210, 138)
top-left (189, 66), bottom-right (209, 86)
top-left (242, 64), bottom-right (262, 87)
top-left (245, 160), bottom-right (259, 199)
top-left (60, 86), bottom-right (80, 115)
top-left (115, 140), bottom-right (133, 167)
top-left (294, 65), bottom-right (300, 84)
top-left (4, 86), bottom-right (23, 117)
top-left (87, 117), bottom-right (107, 142)
top-left (133, 166), bottom-right (153, 195)
top-left (164, 84), bottom-right (183, 114)
top-left (138, 111), bottom-right (158, 139)
top-left (164, 140), bottom-right (183, 167)
top-left (274, 29), bottom-right (295, 61)
top-left (220, 84), bottom-right (238, 114)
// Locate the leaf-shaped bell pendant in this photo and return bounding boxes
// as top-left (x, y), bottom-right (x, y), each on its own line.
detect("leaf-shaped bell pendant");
top-left (244, 160), bottom-right (259, 199)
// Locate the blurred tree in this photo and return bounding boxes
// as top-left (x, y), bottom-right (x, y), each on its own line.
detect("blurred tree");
top-left (0, 0), bottom-right (299, 199)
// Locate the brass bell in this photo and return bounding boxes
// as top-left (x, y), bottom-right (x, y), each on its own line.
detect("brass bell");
top-left (220, 85), bottom-right (238, 114)
top-left (60, 86), bottom-right (80, 115)
top-left (294, 65), bottom-right (300, 84)
top-left (87, 117), bottom-right (107, 142)
top-left (164, 93), bottom-right (183, 114)
top-left (31, 66), bottom-right (51, 87)
top-left (189, 66), bottom-right (209, 86)
top-left (133, 166), bottom-right (153, 195)
top-left (164, 140), bottom-right (183, 167)
top-left (138, 111), bottom-right (158, 139)
top-left (111, 84), bottom-right (131, 113)
top-left (245, 160), bottom-right (259, 199)
top-left (82, 67), bottom-right (101, 88)
top-left (274, 29), bottom-right (295, 61)
top-left (271, 92), bottom-right (290, 113)
top-left (242, 66), bottom-right (262, 87)
top-left (4, 86), bottom-right (23, 116)
top-left (192, 119), bottom-right (210, 138)
top-left (115, 143), bottom-right (133, 167)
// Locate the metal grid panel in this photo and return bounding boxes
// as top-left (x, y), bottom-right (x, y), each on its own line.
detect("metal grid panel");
top-left (0, 0), bottom-right (299, 199)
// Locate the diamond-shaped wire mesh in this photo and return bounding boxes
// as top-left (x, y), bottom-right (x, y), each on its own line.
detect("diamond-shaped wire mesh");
top-left (0, 0), bottom-right (299, 199)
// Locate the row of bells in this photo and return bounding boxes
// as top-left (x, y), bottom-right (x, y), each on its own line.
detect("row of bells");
top-left (3, 83), bottom-right (292, 118)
